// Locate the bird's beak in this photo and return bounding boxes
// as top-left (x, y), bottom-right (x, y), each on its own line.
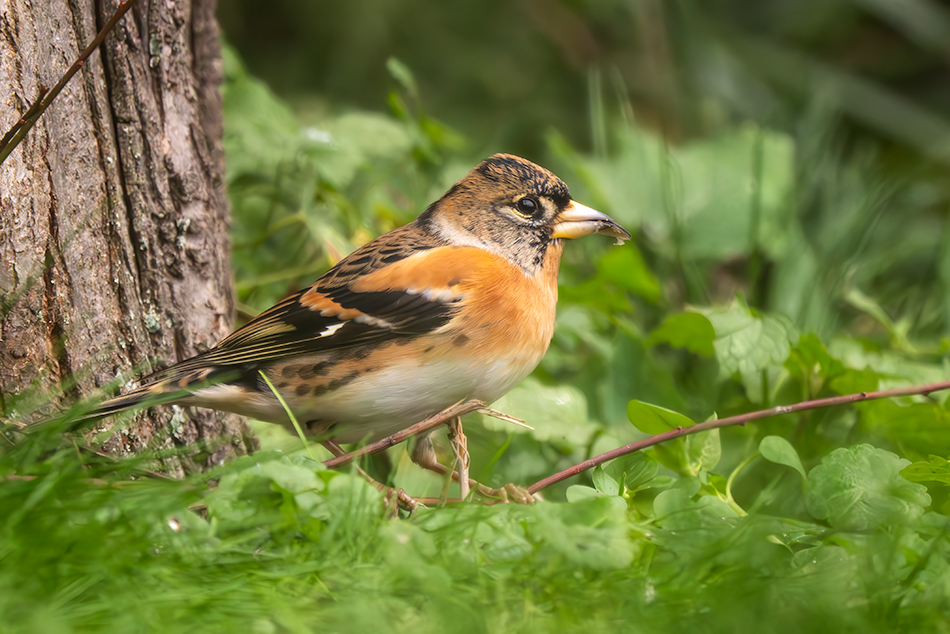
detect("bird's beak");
top-left (551, 201), bottom-right (631, 245)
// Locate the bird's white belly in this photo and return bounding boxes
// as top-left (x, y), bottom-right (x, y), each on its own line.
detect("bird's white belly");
top-left (188, 354), bottom-right (539, 443)
top-left (303, 356), bottom-right (535, 442)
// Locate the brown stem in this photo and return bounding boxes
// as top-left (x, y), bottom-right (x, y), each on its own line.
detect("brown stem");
top-left (0, 0), bottom-right (139, 164)
top-left (526, 380), bottom-right (950, 494)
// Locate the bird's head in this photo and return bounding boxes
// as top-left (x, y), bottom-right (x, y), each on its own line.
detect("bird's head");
top-left (422, 154), bottom-right (630, 273)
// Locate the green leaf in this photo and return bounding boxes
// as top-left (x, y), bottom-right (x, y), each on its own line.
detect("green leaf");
top-left (653, 486), bottom-right (739, 532)
top-left (592, 453), bottom-right (659, 496)
top-left (648, 312), bottom-right (716, 357)
top-left (569, 124), bottom-right (793, 261)
top-left (759, 436), bottom-right (806, 479)
top-left (696, 303), bottom-right (797, 402)
top-left (902, 455), bottom-right (950, 485)
top-left (828, 367), bottom-right (879, 396)
top-left (828, 338), bottom-right (947, 391)
top-left (686, 428), bottom-right (721, 474)
top-left (319, 112), bottom-right (413, 188)
top-left (222, 45), bottom-right (311, 182)
top-left (858, 399), bottom-right (950, 457)
top-left (805, 445), bottom-right (931, 530)
top-left (788, 333), bottom-right (844, 381)
top-left (565, 485), bottom-right (604, 502)
top-left (386, 56), bottom-right (418, 97)
top-left (531, 497), bottom-right (634, 570)
top-left (626, 400), bottom-right (695, 435)
top-left (677, 126), bottom-right (795, 261)
top-left (844, 287), bottom-right (909, 350)
top-left (485, 377), bottom-right (595, 446)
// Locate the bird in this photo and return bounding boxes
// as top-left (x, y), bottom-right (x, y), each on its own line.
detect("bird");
top-left (80, 154), bottom-right (630, 499)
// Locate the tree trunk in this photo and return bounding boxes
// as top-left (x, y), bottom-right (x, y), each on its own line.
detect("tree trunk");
top-left (0, 0), bottom-right (256, 473)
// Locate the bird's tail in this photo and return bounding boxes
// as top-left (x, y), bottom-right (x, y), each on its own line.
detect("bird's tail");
top-left (86, 382), bottom-right (187, 419)
top-left (26, 358), bottom-right (227, 432)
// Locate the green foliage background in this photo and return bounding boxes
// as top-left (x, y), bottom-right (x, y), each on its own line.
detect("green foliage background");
top-left (5, 1), bottom-right (950, 631)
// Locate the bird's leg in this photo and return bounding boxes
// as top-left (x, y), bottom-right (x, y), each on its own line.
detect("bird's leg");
top-left (409, 434), bottom-right (457, 497)
top-left (322, 440), bottom-right (418, 514)
top-left (409, 430), bottom-right (535, 504)
top-left (446, 417), bottom-right (470, 500)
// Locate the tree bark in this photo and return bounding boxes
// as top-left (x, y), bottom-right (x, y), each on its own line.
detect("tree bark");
top-left (0, 0), bottom-right (256, 473)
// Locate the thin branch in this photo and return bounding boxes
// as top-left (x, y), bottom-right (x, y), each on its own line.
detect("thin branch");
top-left (322, 399), bottom-right (486, 468)
top-left (526, 380), bottom-right (950, 494)
top-left (0, 0), bottom-right (139, 165)
top-left (0, 86), bottom-right (47, 150)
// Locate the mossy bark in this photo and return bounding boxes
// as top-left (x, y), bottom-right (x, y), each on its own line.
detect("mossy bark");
top-left (0, 0), bottom-right (256, 473)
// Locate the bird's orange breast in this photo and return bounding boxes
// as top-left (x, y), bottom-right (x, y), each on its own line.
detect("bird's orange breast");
top-left (352, 244), bottom-right (563, 366)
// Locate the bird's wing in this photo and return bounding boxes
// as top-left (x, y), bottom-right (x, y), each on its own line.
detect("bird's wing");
top-left (140, 226), bottom-right (496, 386)
top-left (80, 239), bottom-right (495, 421)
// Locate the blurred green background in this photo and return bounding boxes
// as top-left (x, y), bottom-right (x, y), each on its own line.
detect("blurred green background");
top-left (219, 0), bottom-right (950, 158)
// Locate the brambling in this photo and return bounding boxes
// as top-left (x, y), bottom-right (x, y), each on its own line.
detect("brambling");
top-left (87, 154), bottom-right (630, 497)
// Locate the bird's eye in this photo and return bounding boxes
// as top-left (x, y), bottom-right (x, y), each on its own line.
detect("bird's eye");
top-left (516, 196), bottom-right (542, 217)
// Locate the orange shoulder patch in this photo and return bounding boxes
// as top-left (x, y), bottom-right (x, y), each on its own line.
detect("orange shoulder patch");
top-left (351, 246), bottom-right (502, 294)
top-left (299, 288), bottom-right (367, 320)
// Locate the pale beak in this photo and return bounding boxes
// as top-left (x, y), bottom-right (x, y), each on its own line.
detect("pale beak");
top-left (550, 201), bottom-right (631, 245)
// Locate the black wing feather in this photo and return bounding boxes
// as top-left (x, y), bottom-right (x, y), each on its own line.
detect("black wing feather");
top-left (134, 225), bottom-right (457, 387)
top-left (192, 285), bottom-right (459, 369)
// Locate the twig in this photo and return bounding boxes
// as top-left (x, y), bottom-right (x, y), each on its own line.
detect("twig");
top-left (0, 86), bottom-right (47, 150)
top-left (322, 399), bottom-right (485, 468)
top-left (0, 0), bottom-right (139, 165)
top-left (479, 407), bottom-right (533, 430)
top-left (526, 380), bottom-right (950, 494)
